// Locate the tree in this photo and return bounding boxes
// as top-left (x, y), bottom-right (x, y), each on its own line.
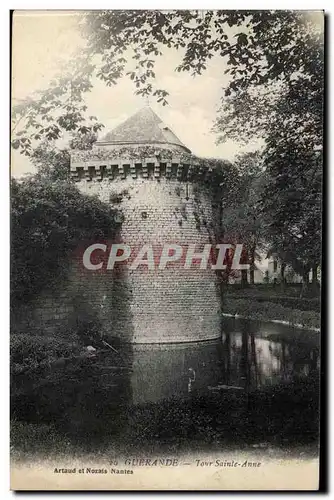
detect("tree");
top-left (29, 145), bottom-right (71, 182)
top-left (212, 11), bottom-right (322, 292)
top-left (11, 177), bottom-right (120, 307)
top-left (12, 11), bottom-right (323, 155)
top-left (258, 65), bottom-right (322, 295)
top-left (28, 130), bottom-right (98, 182)
top-left (11, 11), bottom-right (323, 294)
top-left (220, 151), bottom-right (268, 286)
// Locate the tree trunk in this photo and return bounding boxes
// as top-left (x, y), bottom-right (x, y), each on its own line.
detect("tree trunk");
top-left (241, 269), bottom-right (248, 288)
top-left (249, 245), bottom-right (256, 286)
top-left (312, 266), bottom-right (318, 285)
top-left (280, 262), bottom-right (286, 292)
top-left (241, 325), bottom-right (250, 393)
top-left (300, 269), bottom-right (310, 298)
top-left (311, 265), bottom-right (319, 296)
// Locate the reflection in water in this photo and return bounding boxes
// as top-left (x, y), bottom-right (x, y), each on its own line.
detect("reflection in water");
top-left (11, 318), bottom-right (320, 453)
top-left (128, 341), bottom-right (223, 404)
top-left (126, 319), bottom-right (319, 404)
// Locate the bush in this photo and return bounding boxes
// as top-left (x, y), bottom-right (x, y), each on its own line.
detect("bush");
top-left (10, 333), bottom-right (83, 376)
top-left (11, 177), bottom-right (120, 307)
top-left (11, 332), bottom-right (91, 425)
top-left (10, 332), bottom-right (126, 440)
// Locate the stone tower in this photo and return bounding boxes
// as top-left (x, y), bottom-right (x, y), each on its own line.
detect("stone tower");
top-left (70, 106), bottom-right (222, 343)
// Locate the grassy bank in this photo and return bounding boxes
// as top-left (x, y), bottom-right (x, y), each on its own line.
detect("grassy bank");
top-left (11, 375), bottom-right (319, 461)
top-left (223, 297), bottom-right (320, 330)
top-left (10, 421), bottom-right (77, 461)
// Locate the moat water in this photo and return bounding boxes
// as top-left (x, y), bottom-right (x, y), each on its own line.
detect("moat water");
top-left (13, 318), bottom-right (320, 456)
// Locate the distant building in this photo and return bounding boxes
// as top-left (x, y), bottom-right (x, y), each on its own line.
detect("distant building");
top-left (230, 255), bottom-right (310, 284)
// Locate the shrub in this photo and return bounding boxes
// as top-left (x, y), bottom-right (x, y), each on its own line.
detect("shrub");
top-left (10, 333), bottom-right (82, 376)
top-left (11, 332), bottom-right (89, 425)
top-left (11, 177), bottom-right (120, 308)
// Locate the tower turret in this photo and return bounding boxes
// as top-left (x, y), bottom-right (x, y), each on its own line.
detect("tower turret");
top-left (70, 106), bottom-right (222, 343)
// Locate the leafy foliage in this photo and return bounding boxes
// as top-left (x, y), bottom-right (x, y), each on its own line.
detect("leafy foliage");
top-left (11, 333), bottom-right (82, 375)
top-left (30, 145), bottom-right (71, 181)
top-left (81, 11), bottom-right (322, 107)
top-left (12, 66), bottom-right (103, 156)
top-left (11, 10), bottom-right (323, 286)
top-left (260, 78), bottom-right (322, 279)
top-left (12, 11), bottom-right (323, 150)
top-left (218, 151), bottom-right (267, 283)
top-left (11, 177), bottom-right (120, 307)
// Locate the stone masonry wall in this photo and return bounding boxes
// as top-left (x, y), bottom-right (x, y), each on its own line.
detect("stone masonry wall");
top-left (74, 175), bottom-right (222, 343)
top-left (12, 155), bottom-right (223, 344)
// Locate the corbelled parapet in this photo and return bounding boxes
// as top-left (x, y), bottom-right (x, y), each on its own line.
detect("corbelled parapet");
top-left (70, 148), bottom-right (217, 182)
top-left (70, 106), bottom-right (230, 184)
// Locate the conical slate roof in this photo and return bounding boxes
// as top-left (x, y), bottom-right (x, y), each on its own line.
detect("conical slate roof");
top-left (99, 106), bottom-right (191, 152)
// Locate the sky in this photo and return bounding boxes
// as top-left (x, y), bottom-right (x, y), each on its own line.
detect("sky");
top-left (11, 11), bottom-right (263, 177)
